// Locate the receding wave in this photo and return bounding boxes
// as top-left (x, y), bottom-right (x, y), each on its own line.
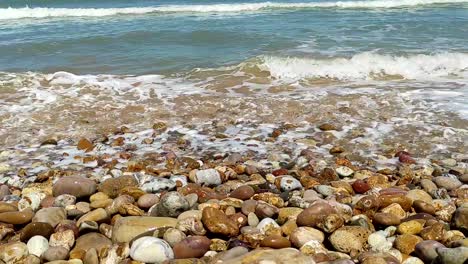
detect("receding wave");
top-left (1, 0), bottom-right (468, 20)
top-left (257, 52), bottom-right (468, 80)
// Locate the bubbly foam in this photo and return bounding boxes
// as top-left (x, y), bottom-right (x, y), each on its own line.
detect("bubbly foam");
top-left (260, 52), bottom-right (468, 80)
top-left (1, 0), bottom-right (467, 20)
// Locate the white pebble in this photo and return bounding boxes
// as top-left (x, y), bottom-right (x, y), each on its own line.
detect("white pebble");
top-left (336, 166), bottom-right (354, 177)
top-left (130, 236), bottom-right (174, 263)
top-left (27, 236), bottom-right (49, 257)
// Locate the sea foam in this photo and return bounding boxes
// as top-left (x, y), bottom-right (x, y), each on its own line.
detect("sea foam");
top-left (260, 52), bottom-right (468, 80)
top-left (1, 0), bottom-right (467, 20)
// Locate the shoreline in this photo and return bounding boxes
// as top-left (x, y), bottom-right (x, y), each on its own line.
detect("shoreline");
top-left (0, 122), bottom-right (466, 263)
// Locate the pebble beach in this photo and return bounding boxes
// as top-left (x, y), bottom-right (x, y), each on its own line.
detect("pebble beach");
top-left (0, 120), bottom-right (467, 264)
top-left (1, 0), bottom-right (468, 263)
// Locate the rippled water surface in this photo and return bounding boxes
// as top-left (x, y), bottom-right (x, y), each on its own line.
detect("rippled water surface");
top-left (0, 0), bottom-right (467, 159)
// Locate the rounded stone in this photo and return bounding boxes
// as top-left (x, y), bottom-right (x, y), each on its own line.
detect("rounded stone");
top-left (277, 207), bottom-right (303, 225)
top-left (33, 207), bottom-right (67, 227)
top-left (230, 185), bottom-right (255, 200)
top-left (69, 232), bottom-right (111, 256)
top-left (394, 234), bottom-right (423, 254)
top-left (397, 220), bottom-right (424, 235)
top-left (373, 213), bottom-right (400, 226)
top-left (53, 176), bottom-right (97, 198)
top-left (290, 227), bottom-right (325, 248)
top-left (137, 193), bottom-right (159, 209)
top-left (434, 176), bottom-right (462, 191)
top-left (255, 202), bottom-right (279, 219)
top-left (329, 226), bottom-right (371, 253)
top-left (336, 166), bottom-right (354, 177)
top-left (0, 202), bottom-right (18, 213)
top-left (414, 240), bottom-right (446, 262)
top-left (151, 192), bottom-right (189, 218)
top-left (260, 234), bottom-right (291, 249)
top-left (406, 189), bottom-right (432, 203)
top-left (20, 222), bottom-right (55, 242)
top-left (112, 216), bottom-right (178, 243)
top-left (42, 246), bottom-right (70, 262)
top-left (201, 207), bottom-right (239, 237)
top-left (99, 175), bottom-right (138, 198)
top-left (0, 242), bottom-right (29, 263)
top-left (0, 208), bottom-right (34, 224)
top-left (173, 236), bottom-right (211, 259)
top-left (296, 201), bottom-right (337, 227)
top-left (241, 200), bottom-right (258, 215)
top-left (257, 218), bottom-right (280, 234)
top-left (49, 230), bottom-right (75, 250)
top-left (247, 212), bottom-right (259, 227)
top-left (368, 233), bottom-right (392, 252)
top-left (436, 246), bottom-right (468, 264)
top-left (412, 200), bottom-right (436, 215)
top-left (352, 180), bottom-right (370, 194)
top-left (452, 206), bottom-right (468, 232)
top-left (163, 228), bottom-right (186, 247)
top-left (130, 236), bottom-right (174, 263)
top-left (27, 235), bottom-right (49, 257)
top-left (53, 194), bottom-right (77, 208)
top-left (193, 169), bottom-right (221, 186)
top-left (278, 176), bottom-right (302, 192)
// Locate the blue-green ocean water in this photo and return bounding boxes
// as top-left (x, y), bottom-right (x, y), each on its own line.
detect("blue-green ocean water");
top-left (1, 0), bottom-right (467, 74)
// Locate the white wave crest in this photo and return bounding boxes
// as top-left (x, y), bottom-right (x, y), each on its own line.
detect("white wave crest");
top-left (260, 52), bottom-right (468, 80)
top-left (1, 0), bottom-right (467, 20)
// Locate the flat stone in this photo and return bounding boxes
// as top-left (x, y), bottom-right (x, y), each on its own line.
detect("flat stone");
top-left (260, 234), bottom-right (291, 249)
top-left (53, 176), bottom-right (97, 198)
top-left (433, 176), bottom-right (462, 191)
top-left (220, 248), bottom-right (314, 264)
top-left (112, 216), bottom-right (177, 243)
top-left (33, 207), bottom-right (67, 227)
top-left (0, 208), bottom-right (33, 224)
top-left (42, 246), bottom-right (70, 262)
top-left (70, 232), bottom-right (111, 257)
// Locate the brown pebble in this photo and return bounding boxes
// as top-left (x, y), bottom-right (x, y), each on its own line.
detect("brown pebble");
top-left (20, 222), bottom-right (55, 242)
top-left (201, 207), bottom-right (239, 237)
top-left (378, 194), bottom-right (412, 211)
top-left (394, 234), bottom-right (423, 254)
top-left (373, 212), bottom-right (400, 226)
top-left (0, 208), bottom-right (33, 225)
top-left (413, 200), bottom-right (436, 215)
top-left (230, 185), bottom-right (255, 200)
top-left (352, 180), bottom-right (370, 194)
top-left (296, 201), bottom-right (336, 227)
top-left (0, 202), bottom-right (17, 213)
top-left (173, 236), bottom-right (211, 259)
top-left (77, 138), bottom-right (94, 152)
top-left (260, 235), bottom-right (291, 249)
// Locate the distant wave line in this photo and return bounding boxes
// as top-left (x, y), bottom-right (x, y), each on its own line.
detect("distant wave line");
top-left (1, 0), bottom-right (468, 20)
